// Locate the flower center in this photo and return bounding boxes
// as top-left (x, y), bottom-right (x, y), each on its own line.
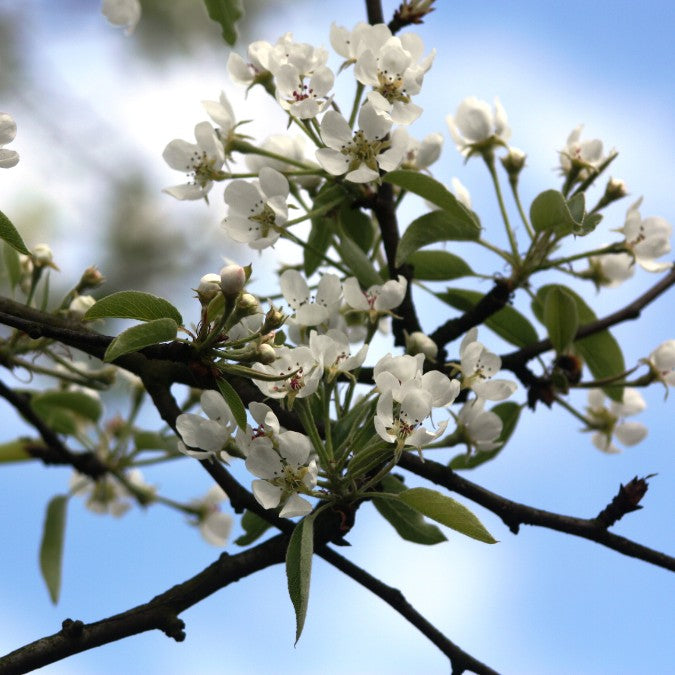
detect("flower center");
top-left (376, 70), bottom-right (410, 104)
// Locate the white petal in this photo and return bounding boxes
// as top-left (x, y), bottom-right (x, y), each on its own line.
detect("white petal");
top-left (280, 494), bottom-right (313, 518)
top-left (200, 511), bottom-right (233, 547)
top-left (246, 445), bottom-right (283, 479)
top-left (259, 167), bottom-right (289, 198)
top-left (320, 111), bottom-right (352, 150)
top-left (315, 147), bottom-right (350, 175)
top-left (615, 422), bottom-right (648, 446)
top-left (280, 269), bottom-right (309, 309)
top-left (252, 480), bottom-right (282, 509)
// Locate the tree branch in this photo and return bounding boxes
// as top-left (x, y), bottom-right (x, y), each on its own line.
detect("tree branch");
top-left (398, 454), bottom-right (675, 572)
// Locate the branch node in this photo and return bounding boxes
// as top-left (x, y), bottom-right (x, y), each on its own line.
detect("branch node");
top-left (594, 474), bottom-right (655, 529)
top-left (159, 614), bottom-right (186, 642)
top-left (60, 618), bottom-right (84, 640)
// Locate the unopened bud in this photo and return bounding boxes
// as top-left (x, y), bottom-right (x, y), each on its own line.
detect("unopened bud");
top-left (78, 266), bottom-right (105, 292)
top-left (262, 306), bottom-right (286, 333)
top-left (220, 264), bottom-right (246, 297)
top-left (501, 147), bottom-right (526, 180)
top-left (32, 243), bottom-right (57, 269)
top-left (405, 331), bottom-right (438, 362)
top-left (68, 294), bottom-right (96, 319)
top-left (236, 292), bottom-right (259, 313)
top-left (197, 273), bottom-right (222, 303)
top-left (256, 343), bottom-right (277, 364)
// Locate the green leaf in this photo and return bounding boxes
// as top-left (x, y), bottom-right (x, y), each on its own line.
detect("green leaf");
top-left (133, 430), bottom-right (177, 453)
top-left (3, 241), bottom-right (22, 288)
top-left (566, 192), bottom-right (585, 223)
top-left (286, 515), bottom-right (315, 644)
top-left (398, 487), bottom-right (497, 544)
top-left (334, 228), bottom-right (383, 288)
top-left (533, 285), bottom-right (625, 401)
top-left (32, 390), bottom-right (103, 425)
top-left (216, 377), bottom-right (247, 429)
top-left (373, 475), bottom-right (446, 545)
top-left (437, 288), bottom-right (539, 348)
top-left (0, 439), bottom-right (33, 463)
top-left (396, 210), bottom-right (480, 267)
top-left (408, 250), bottom-right (474, 281)
top-left (450, 402), bottom-right (522, 470)
top-left (384, 170), bottom-right (480, 222)
top-left (84, 290), bottom-right (183, 325)
top-left (103, 318), bottom-right (178, 363)
top-left (0, 208), bottom-right (30, 255)
top-left (40, 495), bottom-right (68, 604)
top-left (234, 510), bottom-right (272, 546)
top-left (339, 202), bottom-right (374, 253)
top-left (529, 190), bottom-right (575, 234)
top-left (346, 444), bottom-right (393, 481)
top-left (543, 286), bottom-right (579, 353)
top-left (304, 184), bottom-right (344, 277)
top-left (203, 0), bottom-right (243, 45)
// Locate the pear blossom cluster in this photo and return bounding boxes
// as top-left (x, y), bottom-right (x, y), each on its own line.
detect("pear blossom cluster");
top-left (0, 112), bottom-right (19, 168)
top-left (585, 388), bottom-right (648, 454)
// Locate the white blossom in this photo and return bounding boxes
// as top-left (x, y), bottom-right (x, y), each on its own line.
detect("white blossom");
top-left (101, 0), bottom-right (141, 34)
top-left (316, 103), bottom-right (404, 183)
top-left (343, 275), bottom-right (407, 322)
top-left (586, 388), bottom-right (648, 454)
top-left (252, 346), bottom-right (321, 400)
top-left (189, 485), bottom-right (233, 547)
top-left (617, 197), bottom-right (672, 273)
top-left (70, 468), bottom-right (154, 517)
top-left (354, 34), bottom-right (434, 125)
top-left (451, 177), bottom-right (472, 209)
top-left (280, 270), bottom-right (342, 327)
top-left (456, 328), bottom-right (517, 401)
top-left (330, 22), bottom-right (392, 65)
top-left (163, 122), bottom-right (225, 200)
top-left (223, 168), bottom-right (289, 250)
top-left (645, 340), bottom-right (675, 389)
top-left (245, 429), bottom-right (318, 517)
top-left (274, 62), bottom-right (334, 119)
top-left (176, 390), bottom-right (237, 459)
top-left (588, 251), bottom-right (635, 288)
top-left (446, 96), bottom-right (510, 158)
top-left (245, 135), bottom-right (320, 189)
top-left (0, 113), bottom-right (19, 168)
top-left (559, 125), bottom-right (606, 180)
top-left (68, 295), bottom-right (96, 319)
top-left (405, 331), bottom-right (438, 362)
top-left (309, 329), bottom-right (368, 381)
top-left (394, 128), bottom-right (443, 170)
top-left (456, 398), bottom-right (503, 452)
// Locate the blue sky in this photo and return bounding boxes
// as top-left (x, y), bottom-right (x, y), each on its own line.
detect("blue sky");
top-left (0, 1), bottom-right (673, 673)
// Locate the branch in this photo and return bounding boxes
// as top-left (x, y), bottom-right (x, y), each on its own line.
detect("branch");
top-left (398, 454), bottom-right (675, 573)
top-left (0, 378), bottom-right (107, 478)
top-left (0, 535), bottom-right (289, 675)
top-left (501, 265), bottom-right (675, 373)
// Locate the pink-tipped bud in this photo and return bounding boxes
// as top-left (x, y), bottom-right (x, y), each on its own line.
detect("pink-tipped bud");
top-left (219, 264), bottom-right (246, 297)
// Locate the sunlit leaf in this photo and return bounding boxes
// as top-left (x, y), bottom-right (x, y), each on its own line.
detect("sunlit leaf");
top-left (235, 510), bottom-right (272, 546)
top-left (408, 250), bottom-right (474, 281)
top-left (203, 0), bottom-right (244, 45)
top-left (0, 439), bottom-right (33, 463)
top-left (543, 286), bottom-right (579, 353)
top-left (529, 190), bottom-right (575, 234)
top-left (103, 318), bottom-right (178, 362)
top-left (40, 495), bottom-right (68, 604)
top-left (398, 487), bottom-right (497, 543)
top-left (84, 290), bottom-right (183, 325)
top-left (286, 514), bottom-right (315, 644)
top-left (0, 208), bottom-right (30, 255)
top-left (216, 376), bottom-right (247, 429)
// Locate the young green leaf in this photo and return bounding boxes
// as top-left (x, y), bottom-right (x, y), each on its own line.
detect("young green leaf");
top-left (103, 318), bottom-right (178, 363)
top-left (533, 284), bottom-right (625, 400)
top-left (31, 390), bottom-right (103, 425)
top-left (543, 286), bottom-right (579, 353)
top-left (407, 250), bottom-right (474, 281)
top-left (216, 376), bottom-right (247, 429)
top-left (529, 190), bottom-right (575, 234)
top-left (234, 510), bottom-right (272, 546)
top-left (286, 515), bottom-right (315, 644)
top-left (437, 288), bottom-right (539, 348)
top-left (373, 475), bottom-right (447, 545)
top-left (0, 208), bottom-right (31, 255)
top-left (84, 290), bottom-right (183, 325)
top-left (450, 401), bottom-right (522, 470)
top-left (339, 202), bottom-right (374, 253)
top-left (398, 487), bottom-right (497, 543)
top-left (40, 495), bottom-right (68, 604)
top-left (0, 439), bottom-right (33, 463)
top-left (3, 241), bottom-right (22, 288)
top-left (203, 0), bottom-right (244, 45)
top-left (334, 228), bottom-right (383, 288)
top-left (396, 210), bottom-right (480, 267)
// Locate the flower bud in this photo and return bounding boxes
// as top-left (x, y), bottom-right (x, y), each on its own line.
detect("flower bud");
top-left (32, 243), bottom-right (57, 269)
top-left (78, 266), bottom-right (105, 292)
top-left (68, 294), bottom-right (96, 319)
top-left (236, 292), bottom-right (259, 313)
top-left (500, 147), bottom-right (526, 180)
top-left (405, 331), bottom-right (438, 362)
top-left (262, 306), bottom-right (286, 333)
top-left (256, 343), bottom-right (277, 364)
top-left (220, 264), bottom-right (246, 297)
top-left (197, 273), bottom-right (222, 303)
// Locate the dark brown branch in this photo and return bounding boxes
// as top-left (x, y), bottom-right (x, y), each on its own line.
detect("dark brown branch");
top-left (398, 454), bottom-right (675, 572)
top-left (0, 535), bottom-right (289, 675)
top-left (0, 378), bottom-right (107, 478)
top-left (501, 265), bottom-right (675, 373)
